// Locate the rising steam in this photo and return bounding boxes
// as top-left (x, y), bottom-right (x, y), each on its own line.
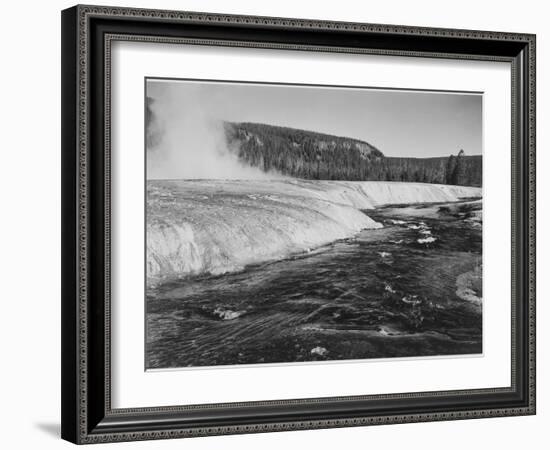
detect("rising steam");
top-left (146, 81), bottom-right (276, 180)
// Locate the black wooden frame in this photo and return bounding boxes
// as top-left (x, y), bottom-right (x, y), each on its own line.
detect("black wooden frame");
top-left (61, 4), bottom-right (536, 444)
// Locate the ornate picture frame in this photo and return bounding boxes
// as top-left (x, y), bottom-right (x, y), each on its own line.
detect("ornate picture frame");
top-left (61, 4), bottom-right (535, 444)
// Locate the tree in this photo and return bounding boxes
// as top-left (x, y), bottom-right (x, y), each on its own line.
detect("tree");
top-left (452, 149), bottom-right (466, 185)
top-left (445, 154), bottom-right (457, 184)
top-left (223, 122), bottom-right (482, 186)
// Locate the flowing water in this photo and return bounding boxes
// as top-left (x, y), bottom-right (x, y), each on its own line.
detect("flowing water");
top-left (146, 199), bottom-right (482, 369)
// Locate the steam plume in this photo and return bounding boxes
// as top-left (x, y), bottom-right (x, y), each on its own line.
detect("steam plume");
top-left (146, 81), bottom-right (275, 180)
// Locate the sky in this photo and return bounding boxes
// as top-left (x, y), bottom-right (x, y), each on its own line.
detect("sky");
top-left (146, 78), bottom-right (482, 179)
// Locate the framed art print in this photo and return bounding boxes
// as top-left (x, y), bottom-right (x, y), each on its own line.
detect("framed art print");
top-left (61, 5), bottom-right (536, 444)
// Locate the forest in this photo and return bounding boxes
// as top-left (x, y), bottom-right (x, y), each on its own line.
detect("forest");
top-left (224, 122), bottom-right (482, 187)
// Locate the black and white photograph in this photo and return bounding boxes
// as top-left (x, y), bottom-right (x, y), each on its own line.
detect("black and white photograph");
top-left (145, 79), bottom-right (483, 369)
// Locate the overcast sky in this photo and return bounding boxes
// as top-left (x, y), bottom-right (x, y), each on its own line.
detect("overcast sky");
top-left (147, 78), bottom-right (482, 159)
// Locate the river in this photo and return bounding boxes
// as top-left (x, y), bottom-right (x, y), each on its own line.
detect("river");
top-left (146, 199), bottom-right (482, 369)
